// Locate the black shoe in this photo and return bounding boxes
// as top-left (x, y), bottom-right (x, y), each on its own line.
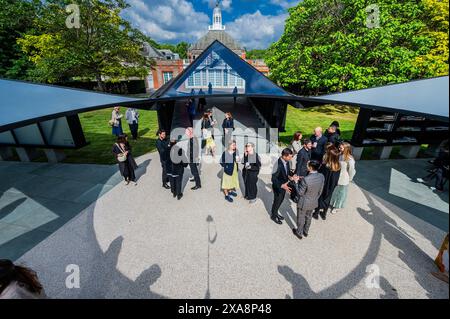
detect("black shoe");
top-left (271, 216), bottom-right (282, 225)
top-left (277, 214), bottom-right (285, 221)
top-left (177, 194), bottom-right (183, 200)
top-left (303, 232), bottom-right (308, 237)
top-left (292, 228), bottom-right (303, 240)
top-left (191, 185), bottom-right (201, 190)
top-left (312, 212), bottom-right (319, 220)
top-left (173, 193), bottom-right (177, 198)
top-left (320, 211), bottom-right (327, 220)
top-left (163, 183), bottom-right (170, 189)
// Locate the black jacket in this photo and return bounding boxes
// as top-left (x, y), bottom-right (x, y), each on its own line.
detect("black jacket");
top-left (187, 137), bottom-right (200, 163)
top-left (310, 135), bottom-right (328, 160)
top-left (271, 158), bottom-right (291, 192)
top-left (325, 131), bottom-right (341, 146)
top-left (220, 151), bottom-right (239, 176)
top-left (168, 144), bottom-right (188, 176)
top-left (295, 147), bottom-right (311, 177)
top-left (242, 153), bottom-right (261, 174)
top-left (222, 118), bottom-right (235, 130)
top-left (156, 138), bottom-right (170, 162)
top-left (201, 118), bottom-right (212, 130)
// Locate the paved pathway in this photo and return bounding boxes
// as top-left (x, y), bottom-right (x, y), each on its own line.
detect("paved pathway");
top-left (11, 156), bottom-right (448, 299)
top-left (3, 98), bottom-right (449, 299)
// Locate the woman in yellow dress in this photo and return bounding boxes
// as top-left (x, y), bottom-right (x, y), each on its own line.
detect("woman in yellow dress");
top-left (220, 140), bottom-right (240, 203)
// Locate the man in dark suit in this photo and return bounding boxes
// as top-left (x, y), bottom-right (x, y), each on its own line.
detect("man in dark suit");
top-left (156, 129), bottom-right (170, 189)
top-left (292, 160), bottom-right (325, 239)
top-left (310, 127), bottom-right (328, 161)
top-left (186, 127), bottom-right (201, 190)
top-left (325, 125), bottom-right (341, 147)
top-left (168, 140), bottom-right (189, 200)
top-left (295, 139), bottom-right (312, 178)
top-left (271, 148), bottom-right (294, 225)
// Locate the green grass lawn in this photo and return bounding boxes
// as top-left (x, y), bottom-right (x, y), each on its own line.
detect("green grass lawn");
top-left (44, 104), bottom-right (428, 165)
top-left (280, 104), bottom-right (359, 145)
top-left (63, 108), bottom-right (159, 164)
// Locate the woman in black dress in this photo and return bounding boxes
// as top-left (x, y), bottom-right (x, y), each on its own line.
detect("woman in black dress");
top-left (112, 135), bottom-right (138, 185)
top-left (314, 145), bottom-right (341, 220)
top-left (242, 143), bottom-right (261, 204)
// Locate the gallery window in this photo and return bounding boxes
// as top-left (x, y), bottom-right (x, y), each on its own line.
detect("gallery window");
top-left (163, 72), bottom-right (173, 84)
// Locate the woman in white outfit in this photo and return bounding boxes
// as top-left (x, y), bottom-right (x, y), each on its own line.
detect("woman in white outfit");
top-left (289, 131), bottom-right (302, 173)
top-left (330, 142), bottom-right (356, 213)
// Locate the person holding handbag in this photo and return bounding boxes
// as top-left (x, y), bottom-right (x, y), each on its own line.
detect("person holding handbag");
top-left (110, 106), bottom-right (124, 137)
top-left (242, 143), bottom-right (261, 204)
top-left (112, 135), bottom-right (138, 185)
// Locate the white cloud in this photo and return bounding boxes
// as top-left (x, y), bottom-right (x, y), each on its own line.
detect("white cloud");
top-left (226, 10), bottom-right (287, 49)
top-left (123, 0), bottom-right (289, 49)
top-left (270, 0), bottom-right (301, 9)
top-left (123, 0), bottom-right (209, 43)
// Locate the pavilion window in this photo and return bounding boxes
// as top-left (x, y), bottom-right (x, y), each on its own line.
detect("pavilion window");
top-left (201, 70), bottom-right (207, 86)
top-left (223, 69), bottom-right (228, 87)
top-left (187, 74), bottom-right (194, 87)
top-left (194, 71), bottom-right (201, 86)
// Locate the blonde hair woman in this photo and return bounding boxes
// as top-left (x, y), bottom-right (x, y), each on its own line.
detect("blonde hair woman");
top-left (111, 106), bottom-right (123, 136)
top-left (220, 140), bottom-right (240, 203)
top-left (202, 113), bottom-right (216, 157)
top-left (313, 145), bottom-right (341, 220)
top-left (330, 142), bottom-right (356, 213)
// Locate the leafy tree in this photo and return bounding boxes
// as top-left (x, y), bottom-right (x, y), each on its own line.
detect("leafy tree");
top-left (266, 0), bottom-right (449, 95)
top-left (158, 41), bottom-right (189, 59)
top-left (246, 49), bottom-right (267, 60)
top-left (17, 0), bottom-right (153, 91)
top-left (0, 0), bottom-right (38, 79)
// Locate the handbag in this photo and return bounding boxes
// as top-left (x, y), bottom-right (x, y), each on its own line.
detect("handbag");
top-left (108, 119), bottom-right (115, 127)
top-left (115, 143), bottom-right (127, 162)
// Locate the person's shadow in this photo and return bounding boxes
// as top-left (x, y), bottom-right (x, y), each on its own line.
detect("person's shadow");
top-left (79, 236), bottom-right (167, 299)
top-left (357, 189), bottom-right (448, 299)
top-left (278, 265), bottom-right (317, 299)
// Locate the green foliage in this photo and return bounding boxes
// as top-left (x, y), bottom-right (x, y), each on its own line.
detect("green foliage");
top-left (266, 0), bottom-right (449, 95)
top-left (0, 0), bottom-right (38, 79)
top-left (16, 0), bottom-right (153, 90)
top-left (246, 49), bottom-right (267, 60)
top-left (157, 42), bottom-right (190, 59)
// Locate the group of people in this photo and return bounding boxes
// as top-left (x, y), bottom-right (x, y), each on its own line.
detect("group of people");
top-left (154, 116), bottom-right (260, 204)
top-left (270, 122), bottom-right (356, 240)
top-left (111, 106), bottom-right (356, 240)
top-left (110, 106), bottom-right (140, 140)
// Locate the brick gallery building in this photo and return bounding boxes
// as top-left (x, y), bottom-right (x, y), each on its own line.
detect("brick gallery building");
top-left (144, 2), bottom-right (270, 93)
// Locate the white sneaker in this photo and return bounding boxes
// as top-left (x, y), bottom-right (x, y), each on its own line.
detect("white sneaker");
top-left (132, 181), bottom-right (137, 186)
top-left (249, 199), bottom-right (257, 204)
top-left (124, 180), bottom-right (130, 185)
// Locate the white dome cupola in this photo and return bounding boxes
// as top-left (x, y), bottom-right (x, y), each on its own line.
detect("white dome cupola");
top-left (209, 1), bottom-right (225, 31)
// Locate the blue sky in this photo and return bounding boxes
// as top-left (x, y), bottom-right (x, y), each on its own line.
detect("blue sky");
top-left (123, 0), bottom-right (302, 49)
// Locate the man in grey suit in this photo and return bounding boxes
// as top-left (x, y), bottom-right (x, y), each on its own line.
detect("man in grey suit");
top-left (291, 160), bottom-right (325, 240)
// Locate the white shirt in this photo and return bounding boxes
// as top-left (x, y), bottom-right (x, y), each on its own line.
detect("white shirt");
top-left (280, 158), bottom-right (289, 175)
top-left (125, 108), bottom-right (139, 124)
